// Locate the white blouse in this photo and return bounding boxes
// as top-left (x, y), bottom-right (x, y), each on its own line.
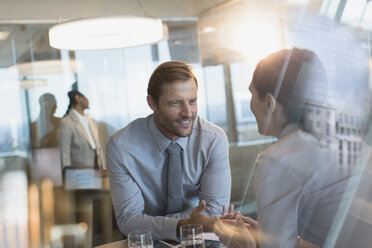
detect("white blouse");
top-left (255, 124), bottom-right (352, 248)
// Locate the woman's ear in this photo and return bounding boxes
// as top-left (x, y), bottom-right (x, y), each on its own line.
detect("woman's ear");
top-left (265, 93), bottom-right (277, 116)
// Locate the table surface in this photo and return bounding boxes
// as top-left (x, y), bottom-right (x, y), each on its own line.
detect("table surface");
top-left (95, 239), bottom-right (127, 248)
top-left (95, 233), bottom-right (220, 248)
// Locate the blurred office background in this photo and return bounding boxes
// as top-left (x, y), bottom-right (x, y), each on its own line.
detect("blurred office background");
top-left (0, 0), bottom-right (371, 247)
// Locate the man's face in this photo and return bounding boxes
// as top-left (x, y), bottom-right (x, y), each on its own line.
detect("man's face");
top-left (78, 95), bottom-right (89, 110)
top-left (148, 78), bottom-right (198, 141)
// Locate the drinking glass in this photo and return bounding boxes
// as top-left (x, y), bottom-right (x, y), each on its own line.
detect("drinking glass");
top-left (128, 230), bottom-right (153, 248)
top-left (180, 224), bottom-right (206, 248)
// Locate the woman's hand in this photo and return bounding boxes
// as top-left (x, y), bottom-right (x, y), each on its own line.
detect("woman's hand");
top-left (222, 213), bottom-right (258, 231)
top-left (219, 205), bottom-right (258, 232)
top-left (214, 215), bottom-right (256, 248)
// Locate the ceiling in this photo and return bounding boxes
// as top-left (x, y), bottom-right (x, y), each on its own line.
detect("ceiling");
top-left (0, 0), bottom-right (230, 21)
top-left (0, 0), bottom-right (230, 68)
top-left (1, 0), bottom-right (361, 69)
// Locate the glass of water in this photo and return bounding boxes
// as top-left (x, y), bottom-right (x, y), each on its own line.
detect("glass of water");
top-left (180, 224), bottom-right (206, 248)
top-left (128, 230), bottom-right (153, 248)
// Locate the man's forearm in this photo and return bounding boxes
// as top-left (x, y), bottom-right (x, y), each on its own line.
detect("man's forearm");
top-left (165, 209), bottom-right (192, 219)
top-left (121, 213), bottom-right (180, 241)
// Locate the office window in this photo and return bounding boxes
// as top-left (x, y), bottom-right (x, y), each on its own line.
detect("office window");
top-left (344, 114), bottom-right (348, 124)
top-left (339, 152), bottom-right (343, 165)
top-left (308, 120), bottom-right (313, 132)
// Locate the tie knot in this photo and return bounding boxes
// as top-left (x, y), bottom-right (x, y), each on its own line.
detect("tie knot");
top-left (167, 142), bottom-right (182, 154)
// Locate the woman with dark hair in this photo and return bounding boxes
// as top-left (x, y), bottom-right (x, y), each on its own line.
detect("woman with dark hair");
top-left (214, 48), bottom-right (351, 248)
top-left (57, 90), bottom-right (104, 169)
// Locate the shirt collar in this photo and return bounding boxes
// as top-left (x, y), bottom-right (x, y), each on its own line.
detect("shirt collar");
top-left (148, 114), bottom-right (188, 153)
top-left (279, 123), bottom-right (299, 140)
top-left (71, 108), bottom-right (87, 119)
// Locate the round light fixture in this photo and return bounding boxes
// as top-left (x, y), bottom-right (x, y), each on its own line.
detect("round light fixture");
top-left (49, 16), bottom-right (168, 50)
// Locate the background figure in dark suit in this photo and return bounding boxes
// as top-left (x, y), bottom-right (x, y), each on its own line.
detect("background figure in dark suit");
top-left (57, 90), bottom-right (104, 169)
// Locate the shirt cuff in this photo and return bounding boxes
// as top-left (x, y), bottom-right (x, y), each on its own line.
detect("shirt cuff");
top-left (163, 218), bottom-right (179, 241)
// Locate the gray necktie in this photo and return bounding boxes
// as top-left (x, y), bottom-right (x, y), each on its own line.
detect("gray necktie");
top-left (166, 142), bottom-right (183, 214)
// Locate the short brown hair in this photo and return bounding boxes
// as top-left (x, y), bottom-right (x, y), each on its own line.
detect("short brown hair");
top-left (252, 48), bottom-right (326, 123)
top-left (147, 61), bottom-right (198, 103)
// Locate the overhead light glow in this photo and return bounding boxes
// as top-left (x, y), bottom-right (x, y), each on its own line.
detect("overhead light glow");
top-left (20, 79), bottom-right (47, 89)
top-left (283, 0), bottom-right (309, 5)
top-left (12, 60), bottom-right (83, 76)
top-left (0, 31), bottom-right (10, 40)
top-left (232, 13), bottom-right (284, 65)
top-left (203, 27), bottom-right (216, 33)
top-left (49, 16), bottom-right (168, 50)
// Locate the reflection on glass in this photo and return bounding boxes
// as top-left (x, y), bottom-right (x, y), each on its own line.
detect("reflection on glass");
top-left (128, 230), bottom-right (153, 248)
top-left (0, 68), bottom-right (29, 155)
top-left (0, 170), bottom-right (29, 247)
top-left (0, 0), bottom-right (371, 247)
top-left (30, 93), bottom-right (61, 148)
top-left (180, 224), bottom-right (205, 248)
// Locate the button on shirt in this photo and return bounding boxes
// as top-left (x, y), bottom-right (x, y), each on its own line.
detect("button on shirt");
top-left (105, 114), bottom-right (231, 241)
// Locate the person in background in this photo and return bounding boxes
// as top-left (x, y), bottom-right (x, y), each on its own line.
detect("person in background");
top-left (31, 93), bottom-right (61, 148)
top-left (214, 48), bottom-right (352, 248)
top-left (58, 90), bottom-right (104, 170)
top-left (105, 61), bottom-right (231, 241)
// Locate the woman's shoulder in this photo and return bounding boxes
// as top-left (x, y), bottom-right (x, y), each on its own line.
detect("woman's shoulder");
top-left (257, 129), bottom-right (326, 171)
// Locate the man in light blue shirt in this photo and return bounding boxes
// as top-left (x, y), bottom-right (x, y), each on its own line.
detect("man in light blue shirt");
top-left (106, 61), bottom-right (231, 241)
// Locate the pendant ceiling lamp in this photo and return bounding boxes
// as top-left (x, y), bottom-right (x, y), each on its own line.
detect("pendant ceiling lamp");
top-left (49, 15), bottom-right (168, 50)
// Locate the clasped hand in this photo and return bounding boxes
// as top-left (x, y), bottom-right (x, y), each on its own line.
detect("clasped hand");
top-left (215, 204), bottom-right (257, 248)
top-left (180, 201), bottom-right (257, 248)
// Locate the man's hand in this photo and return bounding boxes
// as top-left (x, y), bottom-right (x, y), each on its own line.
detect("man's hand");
top-left (221, 204), bottom-right (235, 219)
top-left (177, 200), bottom-right (216, 236)
top-left (214, 216), bottom-right (256, 248)
top-left (221, 212), bottom-right (258, 231)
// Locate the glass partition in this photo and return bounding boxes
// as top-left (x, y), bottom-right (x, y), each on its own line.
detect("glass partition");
top-left (0, 0), bottom-right (371, 247)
